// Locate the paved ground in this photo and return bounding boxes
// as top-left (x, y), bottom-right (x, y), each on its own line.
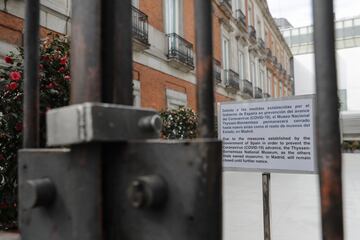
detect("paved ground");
top-left (223, 153), bottom-right (360, 240)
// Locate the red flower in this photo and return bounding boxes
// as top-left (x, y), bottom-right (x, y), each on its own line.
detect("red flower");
top-left (60, 56), bottom-right (67, 65)
top-left (7, 82), bottom-right (18, 91)
top-left (41, 55), bottom-right (50, 62)
top-left (39, 64), bottom-right (44, 70)
top-left (15, 122), bottom-right (23, 132)
top-left (58, 67), bottom-right (65, 73)
top-left (64, 75), bottom-right (71, 81)
top-left (9, 71), bottom-right (21, 81)
top-left (4, 56), bottom-right (13, 64)
top-left (46, 83), bottom-right (55, 89)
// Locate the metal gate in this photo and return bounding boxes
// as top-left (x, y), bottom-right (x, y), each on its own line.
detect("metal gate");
top-left (1, 0), bottom-right (344, 239)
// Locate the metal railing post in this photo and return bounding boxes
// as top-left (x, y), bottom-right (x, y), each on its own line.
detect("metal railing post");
top-left (313, 0), bottom-right (344, 239)
top-left (70, 0), bottom-right (103, 239)
top-left (23, 0), bottom-right (40, 148)
top-left (195, 0), bottom-right (215, 138)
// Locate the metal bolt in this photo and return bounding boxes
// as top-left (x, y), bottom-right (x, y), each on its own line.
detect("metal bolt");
top-left (138, 115), bottom-right (162, 133)
top-left (22, 178), bottom-right (56, 209)
top-left (128, 175), bottom-right (167, 209)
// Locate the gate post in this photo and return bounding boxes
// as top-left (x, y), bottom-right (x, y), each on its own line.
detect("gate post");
top-left (313, 0), bottom-right (344, 239)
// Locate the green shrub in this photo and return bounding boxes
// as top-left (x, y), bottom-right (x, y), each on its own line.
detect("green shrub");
top-left (0, 34), bottom-right (70, 230)
top-left (160, 107), bottom-right (198, 139)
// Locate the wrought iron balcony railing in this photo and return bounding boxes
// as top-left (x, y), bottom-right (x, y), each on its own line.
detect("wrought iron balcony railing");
top-left (213, 59), bottom-right (222, 84)
top-left (248, 25), bottom-right (257, 42)
top-left (132, 6), bottom-right (149, 47)
top-left (166, 33), bottom-right (194, 69)
top-left (263, 92), bottom-right (271, 98)
top-left (224, 69), bottom-right (240, 91)
top-left (235, 9), bottom-right (246, 30)
top-left (258, 38), bottom-right (265, 50)
top-left (255, 87), bottom-right (263, 98)
top-left (272, 56), bottom-right (278, 65)
top-left (240, 79), bottom-right (253, 97)
top-left (265, 48), bottom-right (272, 58)
top-left (219, 0), bottom-right (232, 11)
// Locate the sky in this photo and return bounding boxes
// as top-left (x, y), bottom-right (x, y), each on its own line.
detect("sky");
top-left (267, 0), bottom-right (360, 27)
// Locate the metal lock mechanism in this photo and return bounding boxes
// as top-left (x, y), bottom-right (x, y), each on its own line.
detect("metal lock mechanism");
top-left (128, 175), bottom-right (168, 209)
top-left (22, 178), bottom-right (56, 210)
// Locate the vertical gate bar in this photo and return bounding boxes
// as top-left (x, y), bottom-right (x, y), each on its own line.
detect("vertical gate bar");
top-left (102, 0), bottom-right (133, 105)
top-left (70, 0), bottom-right (103, 239)
top-left (313, 0), bottom-right (344, 239)
top-left (71, 0), bottom-right (102, 103)
top-left (195, 0), bottom-right (215, 138)
top-left (102, 1), bottom-right (133, 238)
top-left (262, 173), bottom-right (271, 240)
top-left (23, 0), bottom-right (40, 148)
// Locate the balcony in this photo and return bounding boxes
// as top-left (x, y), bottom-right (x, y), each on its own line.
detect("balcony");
top-left (213, 59), bottom-right (222, 84)
top-left (219, 0), bottom-right (232, 17)
top-left (263, 92), bottom-right (271, 98)
top-left (224, 69), bottom-right (240, 92)
top-left (235, 9), bottom-right (247, 32)
top-left (240, 79), bottom-right (253, 97)
top-left (276, 63), bottom-right (283, 71)
top-left (258, 38), bottom-right (265, 50)
top-left (166, 33), bottom-right (195, 72)
top-left (132, 6), bottom-right (150, 51)
top-left (255, 87), bottom-right (263, 98)
top-left (248, 26), bottom-right (257, 44)
top-left (272, 56), bottom-right (278, 65)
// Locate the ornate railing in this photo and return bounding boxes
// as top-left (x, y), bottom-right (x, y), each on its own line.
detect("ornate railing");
top-left (258, 38), bottom-right (265, 49)
top-left (132, 6), bottom-right (149, 46)
top-left (166, 33), bottom-right (194, 69)
top-left (248, 25), bottom-right (257, 42)
top-left (255, 87), bottom-right (263, 98)
top-left (213, 59), bottom-right (222, 84)
top-left (240, 79), bottom-right (253, 96)
top-left (263, 92), bottom-right (271, 98)
top-left (219, 0), bottom-right (232, 10)
top-left (272, 56), bottom-right (278, 65)
top-left (224, 69), bottom-right (240, 90)
top-left (235, 9), bottom-right (246, 29)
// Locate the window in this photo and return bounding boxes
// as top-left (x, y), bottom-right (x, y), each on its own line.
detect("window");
top-left (133, 80), bottom-right (141, 107)
top-left (165, 0), bottom-right (182, 34)
top-left (238, 51), bottom-right (245, 80)
top-left (166, 89), bottom-right (187, 110)
top-left (259, 69), bottom-right (265, 91)
top-left (222, 36), bottom-right (230, 70)
top-left (250, 60), bottom-right (256, 85)
top-left (248, 2), bottom-right (254, 26)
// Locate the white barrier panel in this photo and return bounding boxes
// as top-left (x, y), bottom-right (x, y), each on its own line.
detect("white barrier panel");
top-left (218, 95), bottom-right (317, 174)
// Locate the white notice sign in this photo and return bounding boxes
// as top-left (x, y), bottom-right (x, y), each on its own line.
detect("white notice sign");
top-left (218, 95), bottom-right (317, 173)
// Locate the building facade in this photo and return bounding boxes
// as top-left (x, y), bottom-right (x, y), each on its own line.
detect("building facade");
top-left (0, 0), bottom-right (294, 112)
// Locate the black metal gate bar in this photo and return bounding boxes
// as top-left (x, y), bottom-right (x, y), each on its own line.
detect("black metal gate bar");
top-left (69, 0), bottom-right (103, 239)
top-left (102, 0), bottom-right (133, 104)
top-left (71, 0), bottom-right (102, 103)
top-left (313, 0), bottom-right (344, 239)
top-left (23, 0), bottom-right (40, 148)
top-left (195, 0), bottom-right (215, 138)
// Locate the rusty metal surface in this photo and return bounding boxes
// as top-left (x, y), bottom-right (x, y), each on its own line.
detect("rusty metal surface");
top-left (103, 140), bottom-right (222, 240)
top-left (262, 173), bottom-right (271, 240)
top-left (102, 0), bottom-right (133, 104)
top-left (23, 0), bottom-right (40, 148)
top-left (71, 0), bottom-right (102, 103)
top-left (46, 103), bottom-right (161, 146)
top-left (313, 0), bottom-right (344, 239)
top-left (194, 0), bottom-right (215, 138)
